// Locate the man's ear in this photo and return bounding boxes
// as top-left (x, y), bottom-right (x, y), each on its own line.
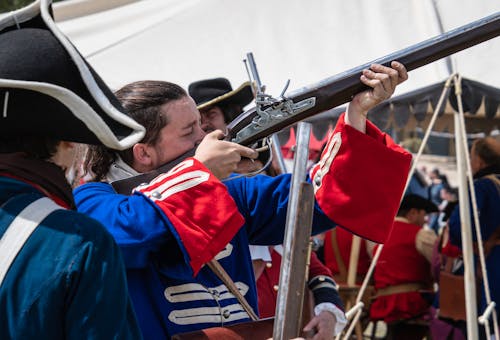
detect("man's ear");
top-left (50, 141), bottom-right (76, 170)
top-left (478, 157), bottom-right (488, 170)
top-left (406, 208), bottom-right (419, 223)
top-left (132, 143), bottom-right (153, 169)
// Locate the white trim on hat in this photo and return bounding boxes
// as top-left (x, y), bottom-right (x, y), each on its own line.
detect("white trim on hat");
top-left (0, 0), bottom-right (145, 150)
top-left (196, 81), bottom-right (253, 110)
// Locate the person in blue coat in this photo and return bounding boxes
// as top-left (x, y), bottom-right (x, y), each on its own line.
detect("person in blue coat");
top-left (0, 1), bottom-right (144, 338)
top-left (448, 136), bottom-right (500, 330)
top-left (75, 62), bottom-right (412, 339)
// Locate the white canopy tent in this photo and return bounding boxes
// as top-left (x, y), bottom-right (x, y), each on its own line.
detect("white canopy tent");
top-left (56, 0), bottom-right (500, 98)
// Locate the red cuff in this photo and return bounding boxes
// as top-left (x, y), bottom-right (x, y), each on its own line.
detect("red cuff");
top-left (136, 158), bottom-right (244, 275)
top-left (309, 251), bottom-right (333, 277)
top-left (310, 113), bottom-right (412, 243)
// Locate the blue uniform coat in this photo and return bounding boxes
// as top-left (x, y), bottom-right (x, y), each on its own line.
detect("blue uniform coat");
top-left (449, 171), bottom-right (500, 318)
top-left (0, 176), bottom-right (141, 340)
top-left (75, 173), bottom-right (335, 339)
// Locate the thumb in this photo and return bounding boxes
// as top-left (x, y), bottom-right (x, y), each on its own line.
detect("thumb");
top-left (303, 316), bottom-right (319, 331)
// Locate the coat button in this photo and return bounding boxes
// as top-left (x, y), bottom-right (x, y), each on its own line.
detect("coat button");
top-left (314, 177), bottom-right (321, 186)
top-left (273, 285), bottom-right (279, 292)
top-left (266, 262), bottom-right (272, 268)
top-left (223, 310), bottom-right (231, 319)
top-left (151, 191), bottom-right (162, 199)
top-left (211, 289), bottom-right (219, 297)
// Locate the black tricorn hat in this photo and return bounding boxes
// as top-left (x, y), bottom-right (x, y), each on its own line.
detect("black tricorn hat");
top-left (400, 194), bottom-right (439, 213)
top-left (188, 77), bottom-right (254, 119)
top-left (0, 0), bottom-right (145, 150)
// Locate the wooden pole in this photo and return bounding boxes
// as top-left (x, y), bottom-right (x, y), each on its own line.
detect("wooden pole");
top-left (346, 236), bottom-right (361, 288)
top-left (273, 122), bottom-right (314, 340)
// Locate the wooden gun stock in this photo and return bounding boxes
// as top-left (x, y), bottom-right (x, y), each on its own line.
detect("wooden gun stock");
top-left (111, 148), bottom-right (195, 194)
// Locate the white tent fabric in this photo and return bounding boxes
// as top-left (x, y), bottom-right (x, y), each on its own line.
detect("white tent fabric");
top-left (57, 0), bottom-right (500, 99)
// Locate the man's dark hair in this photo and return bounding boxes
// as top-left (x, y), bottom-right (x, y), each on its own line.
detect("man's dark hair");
top-left (0, 136), bottom-right (59, 160)
top-left (472, 137), bottom-right (500, 168)
top-left (397, 208), bottom-right (411, 217)
top-left (85, 80), bottom-right (187, 181)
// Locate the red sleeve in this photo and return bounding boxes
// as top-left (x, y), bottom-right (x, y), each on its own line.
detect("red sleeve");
top-left (307, 251), bottom-right (344, 311)
top-left (308, 250), bottom-right (332, 278)
top-left (135, 158), bottom-right (244, 275)
top-left (309, 113), bottom-right (412, 244)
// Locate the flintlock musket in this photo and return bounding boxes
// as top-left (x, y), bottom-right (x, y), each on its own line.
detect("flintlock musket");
top-left (112, 12), bottom-right (500, 194)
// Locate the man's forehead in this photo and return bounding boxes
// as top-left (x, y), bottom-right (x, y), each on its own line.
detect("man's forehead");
top-left (158, 100), bottom-right (198, 127)
top-left (162, 96), bottom-right (197, 112)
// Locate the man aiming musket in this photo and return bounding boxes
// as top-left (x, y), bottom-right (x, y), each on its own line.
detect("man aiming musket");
top-left (77, 11), bottom-right (499, 340)
top-left (75, 61), bottom-right (410, 339)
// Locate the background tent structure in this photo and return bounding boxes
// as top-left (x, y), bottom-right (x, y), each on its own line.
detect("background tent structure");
top-left (55, 0), bottom-right (500, 96)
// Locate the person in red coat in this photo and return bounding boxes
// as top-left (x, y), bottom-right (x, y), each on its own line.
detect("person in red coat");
top-left (370, 194), bottom-right (438, 339)
top-left (323, 228), bottom-right (373, 284)
top-left (250, 245), bottom-right (346, 338)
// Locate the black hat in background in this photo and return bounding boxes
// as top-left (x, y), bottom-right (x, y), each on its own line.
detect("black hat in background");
top-left (0, 0), bottom-right (145, 150)
top-left (400, 194), bottom-right (439, 213)
top-left (188, 77), bottom-right (254, 121)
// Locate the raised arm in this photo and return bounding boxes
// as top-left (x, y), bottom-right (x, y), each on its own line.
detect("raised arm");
top-left (345, 61), bottom-right (407, 133)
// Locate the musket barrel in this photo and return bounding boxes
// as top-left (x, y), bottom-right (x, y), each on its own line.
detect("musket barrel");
top-left (228, 12), bottom-right (500, 145)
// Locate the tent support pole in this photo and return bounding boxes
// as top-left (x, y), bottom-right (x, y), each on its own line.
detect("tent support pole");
top-left (453, 75), bottom-right (480, 340)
